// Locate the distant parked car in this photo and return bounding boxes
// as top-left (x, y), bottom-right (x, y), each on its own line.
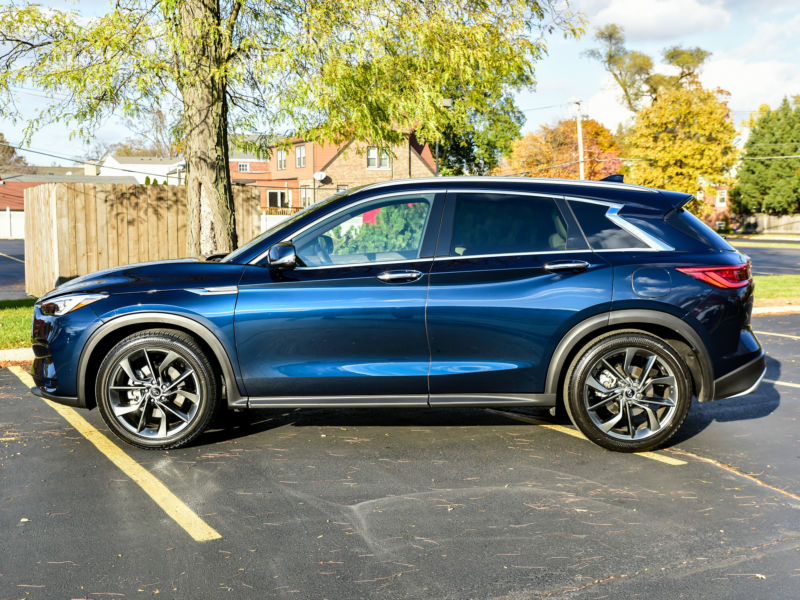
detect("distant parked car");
top-left (30, 176), bottom-right (765, 452)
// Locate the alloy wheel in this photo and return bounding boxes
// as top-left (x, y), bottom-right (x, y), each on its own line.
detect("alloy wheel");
top-left (106, 347), bottom-right (202, 439)
top-left (582, 346), bottom-right (678, 442)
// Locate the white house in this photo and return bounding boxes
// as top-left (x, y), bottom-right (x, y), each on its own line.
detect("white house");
top-left (99, 155), bottom-right (184, 184)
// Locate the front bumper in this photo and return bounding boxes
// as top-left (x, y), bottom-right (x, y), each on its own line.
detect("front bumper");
top-left (30, 385), bottom-right (83, 408)
top-left (713, 350), bottom-right (767, 400)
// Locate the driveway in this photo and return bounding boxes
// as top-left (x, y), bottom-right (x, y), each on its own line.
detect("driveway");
top-left (1, 313), bottom-right (798, 599)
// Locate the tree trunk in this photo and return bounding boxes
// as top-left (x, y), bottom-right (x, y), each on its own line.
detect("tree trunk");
top-left (178, 0), bottom-right (237, 256)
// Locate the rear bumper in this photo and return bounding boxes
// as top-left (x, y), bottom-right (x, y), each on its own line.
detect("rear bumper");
top-left (713, 351), bottom-right (767, 400)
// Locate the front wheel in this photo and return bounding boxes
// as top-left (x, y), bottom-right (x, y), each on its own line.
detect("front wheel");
top-left (96, 329), bottom-right (219, 449)
top-left (564, 332), bottom-right (692, 452)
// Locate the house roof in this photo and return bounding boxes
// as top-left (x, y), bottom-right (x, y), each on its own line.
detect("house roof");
top-left (0, 175), bottom-right (139, 210)
top-left (1, 173), bottom-right (138, 184)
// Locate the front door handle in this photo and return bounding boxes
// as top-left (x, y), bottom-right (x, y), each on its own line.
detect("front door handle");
top-left (544, 260), bottom-right (590, 273)
top-left (377, 269), bottom-right (423, 283)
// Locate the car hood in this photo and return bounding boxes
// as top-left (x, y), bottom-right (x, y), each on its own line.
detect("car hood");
top-left (40, 259), bottom-right (246, 301)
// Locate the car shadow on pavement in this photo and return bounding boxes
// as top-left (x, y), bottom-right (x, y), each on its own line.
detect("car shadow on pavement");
top-left (666, 354), bottom-right (782, 446)
top-left (198, 405), bottom-right (533, 445)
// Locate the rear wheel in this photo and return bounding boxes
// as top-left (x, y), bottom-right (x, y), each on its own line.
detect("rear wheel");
top-left (565, 332), bottom-right (691, 452)
top-left (96, 329), bottom-right (219, 449)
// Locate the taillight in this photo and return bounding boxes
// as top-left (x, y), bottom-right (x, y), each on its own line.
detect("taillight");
top-left (676, 264), bottom-right (752, 289)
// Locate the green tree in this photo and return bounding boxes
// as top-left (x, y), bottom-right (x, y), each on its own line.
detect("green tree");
top-left (0, 132), bottom-right (28, 169)
top-left (585, 24), bottom-right (710, 112)
top-left (438, 97), bottom-right (525, 176)
top-left (624, 85), bottom-right (738, 212)
top-left (0, 1), bottom-right (582, 255)
top-left (331, 203), bottom-right (428, 255)
top-left (731, 98), bottom-right (800, 215)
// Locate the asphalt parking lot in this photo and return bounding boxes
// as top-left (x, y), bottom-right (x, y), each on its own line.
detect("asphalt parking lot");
top-left (1, 313), bottom-right (798, 600)
top-left (0, 240), bottom-right (25, 300)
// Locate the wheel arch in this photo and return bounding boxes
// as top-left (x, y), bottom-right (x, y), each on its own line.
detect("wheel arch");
top-left (545, 309), bottom-right (714, 404)
top-left (77, 312), bottom-right (246, 410)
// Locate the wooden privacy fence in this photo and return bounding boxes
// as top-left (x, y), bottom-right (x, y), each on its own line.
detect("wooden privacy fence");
top-left (24, 183), bottom-right (261, 297)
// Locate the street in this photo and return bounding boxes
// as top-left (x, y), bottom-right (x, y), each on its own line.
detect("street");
top-left (1, 313), bottom-right (798, 599)
top-left (0, 240), bottom-right (25, 300)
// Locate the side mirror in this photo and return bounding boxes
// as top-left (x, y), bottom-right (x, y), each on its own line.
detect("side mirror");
top-left (268, 242), bottom-right (297, 269)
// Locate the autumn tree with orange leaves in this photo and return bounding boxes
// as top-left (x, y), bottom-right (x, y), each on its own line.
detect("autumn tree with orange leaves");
top-left (494, 117), bottom-right (622, 179)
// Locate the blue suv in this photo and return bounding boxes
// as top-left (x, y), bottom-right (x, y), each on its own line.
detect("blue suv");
top-left (30, 177), bottom-right (766, 452)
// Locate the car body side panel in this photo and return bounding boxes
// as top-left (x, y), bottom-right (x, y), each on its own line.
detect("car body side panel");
top-left (608, 250), bottom-right (760, 380)
top-left (235, 261), bottom-right (432, 398)
top-left (426, 251), bottom-right (613, 396)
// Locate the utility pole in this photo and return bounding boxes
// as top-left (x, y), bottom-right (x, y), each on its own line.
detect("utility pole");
top-left (574, 99), bottom-right (585, 180)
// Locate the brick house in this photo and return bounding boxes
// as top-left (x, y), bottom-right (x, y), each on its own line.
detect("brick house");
top-left (229, 135), bottom-right (436, 211)
top-left (697, 183), bottom-right (731, 230)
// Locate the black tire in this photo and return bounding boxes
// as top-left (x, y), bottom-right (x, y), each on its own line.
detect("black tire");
top-left (96, 329), bottom-right (219, 449)
top-left (564, 331), bottom-right (692, 452)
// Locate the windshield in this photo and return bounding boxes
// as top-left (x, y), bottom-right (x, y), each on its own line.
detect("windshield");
top-left (222, 188), bottom-right (359, 263)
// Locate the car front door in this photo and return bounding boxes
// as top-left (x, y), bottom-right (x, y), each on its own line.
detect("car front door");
top-left (235, 191), bottom-right (443, 402)
top-left (425, 189), bottom-right (613, 403)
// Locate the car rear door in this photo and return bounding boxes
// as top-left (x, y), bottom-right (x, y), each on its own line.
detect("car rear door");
top-left (425, 189), bottom-right (613, 403)
top-left (235, 191), bottom-right (444, 402)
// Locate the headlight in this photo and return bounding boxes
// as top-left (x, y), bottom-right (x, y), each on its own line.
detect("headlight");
top-left (39, 293), bottom-right (107, 316)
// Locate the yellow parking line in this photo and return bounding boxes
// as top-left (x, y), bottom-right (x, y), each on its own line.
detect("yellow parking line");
top-left (764, 379), bottom-right (800, 390)
top-left (754, 330), bottom-right (800, 341)
top-left (8, 366), bottom-right (221, 542)
top-left (485, 408), bottom-right (687, 465)
top-left (0, 251), bottom-right (24, 264)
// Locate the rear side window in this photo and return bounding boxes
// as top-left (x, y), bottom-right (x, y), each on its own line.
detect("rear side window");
top-left (450, 193), bottom-right (578, 257)
top-left (666, 208), bottom-right (734, 251)
top-left (568, 200), bottom-right (648, 250)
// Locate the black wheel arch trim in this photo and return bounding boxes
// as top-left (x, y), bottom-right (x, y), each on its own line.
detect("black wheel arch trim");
top-left (544, 309), bottom-right (715, 403)
top-left (77, 312), bottom-right (246, 409)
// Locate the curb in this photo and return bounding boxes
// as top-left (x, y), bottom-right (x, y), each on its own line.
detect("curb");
top-left (0, 347), bottom-right (33, 362)
top-left (753, 306), bottom-right (800, 315)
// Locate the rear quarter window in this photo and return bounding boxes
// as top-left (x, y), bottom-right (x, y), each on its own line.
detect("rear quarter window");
top-left (665, 208), bottom-right (735, 251)
top-left (568, 200), bottom-right (649, 250)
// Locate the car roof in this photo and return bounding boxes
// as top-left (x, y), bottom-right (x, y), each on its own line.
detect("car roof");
top-left (355, 176), bottom-right (692, 214)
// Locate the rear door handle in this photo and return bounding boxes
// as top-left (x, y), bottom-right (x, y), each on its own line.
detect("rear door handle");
top-left (377, 269), bottom-right (423, 283)
top-left (544, 260), bottom-right (590, 272)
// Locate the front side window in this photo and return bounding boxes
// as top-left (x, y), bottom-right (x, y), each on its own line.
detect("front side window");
top-left (293, 193), bottom-right (434, 267)
top-left (568, 200), bottom-right (648, 250)
top-left (296, 145), bottom-right (306, 168)
top-left (276, 150), bottom-right (287, 170)
top-left (449, 193), bottom-right (574, 257)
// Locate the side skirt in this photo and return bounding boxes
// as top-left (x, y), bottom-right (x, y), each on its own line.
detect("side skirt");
top-left (243, 393), bottom-right (555, 409)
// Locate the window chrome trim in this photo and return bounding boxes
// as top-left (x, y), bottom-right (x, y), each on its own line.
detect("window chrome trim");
top-left (564, 195), bottom-right (674, 252)
top-left (248, 189), bottom-right (441, 265)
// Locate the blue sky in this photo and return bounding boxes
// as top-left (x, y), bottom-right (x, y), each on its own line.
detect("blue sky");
top-left (3, 0), bottom-right (800, 166)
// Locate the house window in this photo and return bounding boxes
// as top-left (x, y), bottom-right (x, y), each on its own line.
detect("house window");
top-left (367, 147), bottom-right (390, 169)
top-left (276, 150), bottom-right (286, 170)
top-left (300, 186), bottom-right (313, 207)
top-left (296, 145), bottom-right (306, 168)
top-left (237, 162), bottom-right (249, 173)
top-left (716, 189), bottom-right (728, 208)
top-left (267, 190), bottom-right (289, 208)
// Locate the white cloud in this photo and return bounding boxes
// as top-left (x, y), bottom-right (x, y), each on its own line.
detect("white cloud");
top-left (582, 75), bottom-right (636, 130)
top-left (580, 0), bottom-right (730, 40)
top-left (703, 57), bottom-right (800, 117)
